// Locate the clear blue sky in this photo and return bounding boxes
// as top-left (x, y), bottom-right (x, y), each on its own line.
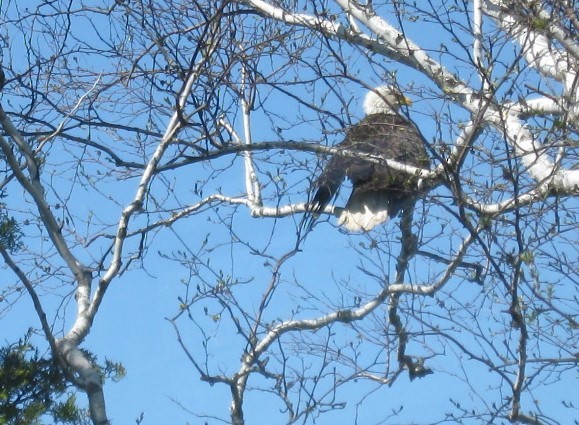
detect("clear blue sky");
top-left (1, 1), bottom-right (577, 424)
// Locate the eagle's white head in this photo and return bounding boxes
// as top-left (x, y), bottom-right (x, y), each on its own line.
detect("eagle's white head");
top-left (363, 85), bottom-right (412, 115)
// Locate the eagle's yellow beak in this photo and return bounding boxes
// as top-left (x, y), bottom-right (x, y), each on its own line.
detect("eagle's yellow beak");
top-left (401, 96), bottom-right (413, 106)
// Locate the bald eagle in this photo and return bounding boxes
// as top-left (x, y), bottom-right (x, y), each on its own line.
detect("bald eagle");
top-left (305, 85), bottom-right (429, 232)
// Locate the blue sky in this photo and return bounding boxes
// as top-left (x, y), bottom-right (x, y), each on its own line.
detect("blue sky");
top-left (1, 1), bottom-right (578, 424)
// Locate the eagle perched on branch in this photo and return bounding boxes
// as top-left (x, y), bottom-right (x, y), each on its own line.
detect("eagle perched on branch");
top-left (305, 85), bottom-right (430, 232)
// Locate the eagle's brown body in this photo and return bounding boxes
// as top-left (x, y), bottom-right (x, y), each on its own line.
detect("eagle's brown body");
top-left (306, 87), bottom-right (429, 232)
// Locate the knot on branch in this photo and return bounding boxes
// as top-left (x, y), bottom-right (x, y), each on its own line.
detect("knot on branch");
top-left (402, 356), bottom-right (433, 381)
top-left (336, 309), bottom-right (354, 322)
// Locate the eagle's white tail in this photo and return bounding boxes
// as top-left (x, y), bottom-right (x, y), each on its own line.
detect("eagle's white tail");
top-left (337, 192), bottom-right (391, 232)
top-left (337, 208), bottom-right (390, 232)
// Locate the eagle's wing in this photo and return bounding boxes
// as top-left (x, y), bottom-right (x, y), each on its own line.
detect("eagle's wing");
top-left (302, 153), bottom-right (349, 229)
top-left (302, 129), bottom-right (378, 232)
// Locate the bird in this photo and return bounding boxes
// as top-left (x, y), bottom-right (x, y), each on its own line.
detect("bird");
top-left (304, 85), bottom-right (430, 232)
